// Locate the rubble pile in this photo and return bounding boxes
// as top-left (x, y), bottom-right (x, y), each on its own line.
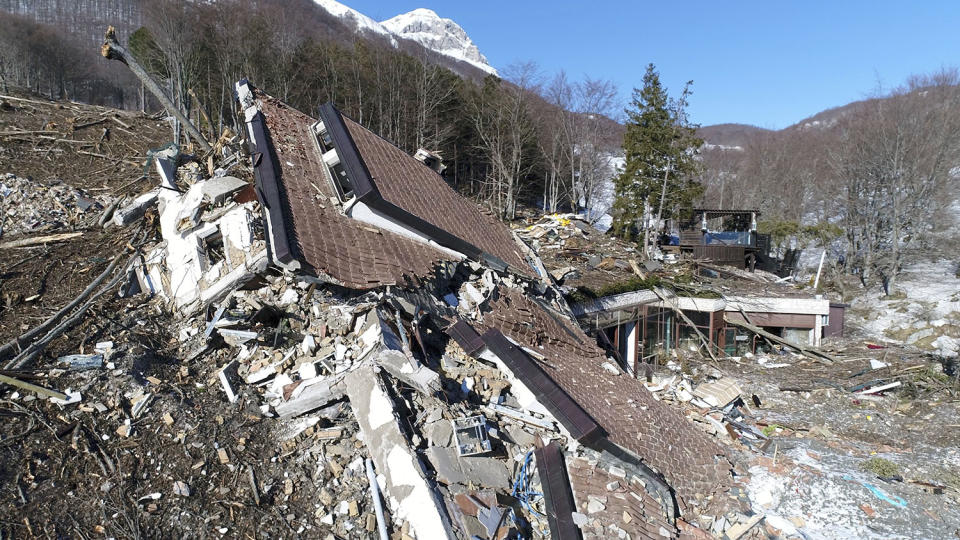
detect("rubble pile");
top-left (0, 173), bottom-right (108, 237)
top-left (515, 214), bottom-right (650, 292)
top-left (169, 261), bottom-right (585, 538)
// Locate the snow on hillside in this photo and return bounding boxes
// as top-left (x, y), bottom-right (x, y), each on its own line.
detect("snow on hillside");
top-left (381, 8), bottom-right (497, 75)
top-left (314, 0), bottom-right (397, 46)
top-left (312, 1), bottom-right (497, 75)
top-left (701, 142), bottom-right (744, 152)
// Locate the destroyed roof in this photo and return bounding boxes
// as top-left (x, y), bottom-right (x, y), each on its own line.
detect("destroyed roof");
top-left (566, 456), bottom-right (678, 539)
top-left (478, 287), bottom-right (733, 506)
top-left (325, 107), bottom-right (534, 276)
top-left (248, 89), bottom-right (455, 288)
top-left (703, 274), bottom-right (815, 300)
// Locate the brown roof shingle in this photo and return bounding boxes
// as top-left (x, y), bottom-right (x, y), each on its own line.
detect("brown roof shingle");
top-left (340, 115), bottom-right (533, 276)
top-left (567, 456), bottom-right (678, 540)
top-left (480, 287), bottom-right (732, 506)
top-left (255, 92), bottom-right (453, 289)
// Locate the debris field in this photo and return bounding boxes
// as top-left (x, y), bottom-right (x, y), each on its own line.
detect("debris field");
top-left (0, 83), bottom-right (957, 540)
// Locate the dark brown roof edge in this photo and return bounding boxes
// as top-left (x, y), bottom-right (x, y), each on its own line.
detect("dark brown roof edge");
top-left (317, 103), bottom-right (512, 272)
top-left (446, 319), bottom-right (486, 357)
top-left (535, 443), bottom-right (582, 540)
top-left (240, 79), bottom-right (297, 268)
top-left (444, 319), bottom-right (603, 443)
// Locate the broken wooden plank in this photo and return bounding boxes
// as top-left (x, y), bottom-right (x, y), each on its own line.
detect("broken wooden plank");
top-left (857, 381), bottom-right (901, 395)
top-left (0, 232), bottom-right (83, 249)
top-left (722, 513), bottom-right (765, 540)
top-left (0, 373), bottom-right (67, 401)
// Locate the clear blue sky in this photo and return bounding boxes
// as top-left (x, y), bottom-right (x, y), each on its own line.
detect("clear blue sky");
top-left (344, 0), bottom-right (960, 129)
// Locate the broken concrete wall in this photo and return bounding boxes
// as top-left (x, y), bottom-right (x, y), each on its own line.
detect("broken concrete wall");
top-left (344, 366), bottom-right (455, 540)
top-left (146, 152), bottom-right (267, 314)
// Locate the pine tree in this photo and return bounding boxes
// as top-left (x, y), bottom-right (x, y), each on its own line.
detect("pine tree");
top-left (612, 64), bottom-right (703, 245)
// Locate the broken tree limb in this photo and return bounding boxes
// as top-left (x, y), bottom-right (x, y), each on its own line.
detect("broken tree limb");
top-left (652, 287), bottom-right (720, 363)
top-left (187, 88), bottom-right (214, 140)
top-left (0, 253), bottom-right (123, 362)
top-left (73, 118), bottom-right (108, 131)
top-left (733, 303), bottom-right (777, 351)
top-left (4, 253), bottom-right (137, 370)
top-left (0, 130), bottom-right (59, 137)
top-left (0, 373), bottom-right (67, 401)
top-left (100, 26), bottom-right (212, 153)
top-left (0, 232), bottom-right (83, 249)
top-left (0, 95), bottom-right (57, 107)
top-left (726, 318), bottom-right (837, 365)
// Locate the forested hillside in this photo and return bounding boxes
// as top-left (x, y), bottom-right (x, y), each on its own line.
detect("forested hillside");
top-left (0, 0), bottom-right (622, 223)
top-left (698, 72), bottom-right (960, 291)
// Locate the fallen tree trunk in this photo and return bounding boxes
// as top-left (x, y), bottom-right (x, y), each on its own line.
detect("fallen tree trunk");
top-left (0, 373), bottom-right (67, 400)
top-left (652, 287), bottom-right (720, 363)
top-left (3, 253), bottom-right (135, 370)
top-left (100, 26), bottom-right (212, 154)
top-left (726, 318), bottom-right (837, 365)
top-left (0, 253), bottom-right (123, 362)
top-left (0, 232), bottom-right (83, 249)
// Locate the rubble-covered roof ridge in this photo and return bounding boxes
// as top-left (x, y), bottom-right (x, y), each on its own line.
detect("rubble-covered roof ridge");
top-left (479, 286), bottom-right (735, 506)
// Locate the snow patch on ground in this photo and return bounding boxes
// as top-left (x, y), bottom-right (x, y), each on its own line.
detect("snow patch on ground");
top-left (849, 260), bottom-right (960, 356)
top-left (747, 445), bottom-right (937, 540)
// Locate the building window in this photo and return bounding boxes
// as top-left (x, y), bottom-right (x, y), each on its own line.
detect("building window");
top-left (311, 121), bottom-right (353, 202)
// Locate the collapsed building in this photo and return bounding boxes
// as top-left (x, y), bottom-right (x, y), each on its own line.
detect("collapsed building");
top-left (517, 214), bottom-right (846, 376)
top-left (124, 80), bottom-right (761, 538)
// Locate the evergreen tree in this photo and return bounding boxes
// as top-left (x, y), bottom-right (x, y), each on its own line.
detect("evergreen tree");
top-left (612, 64), bottom-right (703, 243)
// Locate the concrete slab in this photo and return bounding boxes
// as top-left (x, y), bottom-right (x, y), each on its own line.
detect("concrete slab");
top-left (426, 447), bottom-right (513, 490)
top-left (345, 367), bottom-right (455, 540)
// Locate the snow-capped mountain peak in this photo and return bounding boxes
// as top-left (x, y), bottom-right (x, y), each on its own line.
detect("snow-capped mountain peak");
top-left (314, 0), bottom-right (397, 46)
top-left (311, 1), bottom-right (496, 76)
top-left (381, 8), bottom-right (496, 75)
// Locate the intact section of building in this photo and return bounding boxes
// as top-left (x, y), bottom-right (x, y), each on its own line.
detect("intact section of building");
top-left (577, 286), bottom-right (832, 373)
